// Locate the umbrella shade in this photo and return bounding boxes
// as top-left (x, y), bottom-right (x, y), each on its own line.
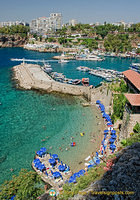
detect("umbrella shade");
top-left (88, 164), bottom-right (94, 169)
top-left (33, 159), bottom-right (41, 164)
top-left (104, 130), bottom-right (109, 134)
top-left (36, 150), bottom-right (44, 157)
top-left (78, 169), bottom-right (85, 175)
top-left (69, 176), bottom-right (76, 183)
top-left (40, 147), bottom-right (47, 152)
top-left (102, 113), bottom-right (106, 118)
top-left (58, 165), bottom-right (65, 171)
top-left (53, 172), bottom-right (61, 178)
top-left (107, 122), bottom-right (113, 126)
top-left (109, 138), bottom-right (115, 143)
top-left (49, 158), bottom-right (56, 165)
top-left (96, 100), bottom-right (101, 104)
top-left (111, 135), bottom-right (117, 139)
top-left (110, 144), bottom-right (116, 150)
top-left (95, 158), bottom-right (100, 165)
top-left (52, 154), bottom-right (58, 159)
top-left (111, 130), bottom-right (116, 134)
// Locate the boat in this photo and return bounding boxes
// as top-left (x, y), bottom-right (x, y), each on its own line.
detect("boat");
top-left (130, 63), bottom-right (140, 73)
top-left (58, 59), bottom-right (69, 63)
top-left (41, 62), bottom-right (52, 73)
top-left (71, 79), bottom-right (81, 85)
top-left (82, 78), bottom-right (89, 86)
top-left (76, 66), bottom-right (89, 72)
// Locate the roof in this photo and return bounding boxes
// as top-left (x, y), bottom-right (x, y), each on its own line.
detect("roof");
top-left (124, 94), bottom-right (140, 106)
top-left (123, 70), bottom-right (140, 91)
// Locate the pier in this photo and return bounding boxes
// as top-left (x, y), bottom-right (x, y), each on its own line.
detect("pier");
top-left (13, 63), bottom-right (91, 99)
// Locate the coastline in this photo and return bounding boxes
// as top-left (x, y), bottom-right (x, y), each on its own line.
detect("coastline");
top-left (12, 63), bottom-right (106, 174)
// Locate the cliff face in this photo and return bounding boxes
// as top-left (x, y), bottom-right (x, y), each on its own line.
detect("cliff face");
top-left (0, 35), bottom-right (27, 47)
top-left (71, 143), bottom-right (140, 200)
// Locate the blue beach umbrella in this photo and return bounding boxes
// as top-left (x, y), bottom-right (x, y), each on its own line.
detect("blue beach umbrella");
top-left (69, 176), bottom-right (77, 183)
top-left (111, 130), bottom-right (116, 134)
top-left (88, 164), bottom-right (94, 169)
top-left (52, 154), bottom-right (58, 159)
top-left (33, 159), bottom-right (41, 164)
top-left (78, 169), bottom-right (86, 176)
top-left (109, 138), bottom-right (115, 143)
top-left (107, 122), bottom-right (113, 126)
top-left (73, 172), bottom-right (80, 178)
top-left (10, 195), bottom-right (16, 200)
top-left (53, 171), bottom-right (61, 178)
top-left (104, 130), bottom-right (109, 134)
top-left (58, 165), bottom-right (65, 172)
top-left (110, 144), bottom-right (116, 150)
top-left (111, 134), bottom-right (117, 139)
top-left (96, 100), bottom-right (101, 104)
top-left (49, 158), bottom-right (56, 165)
top-left (95, 158), bottom-right (100, 165)
top-left (40, 147), bottom-right (47, 152)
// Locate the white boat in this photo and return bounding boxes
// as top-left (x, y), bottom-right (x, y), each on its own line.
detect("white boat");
top-left (76, 66), bottom-right (89, 72)
top-left (58, 59), bottom-right (69, 63)
top-left (41, 61), bottom-right (52, 73)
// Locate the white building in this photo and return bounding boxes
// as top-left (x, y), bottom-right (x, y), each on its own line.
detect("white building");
top-left (0, 21), bottom-right (29, 27)
top-left (30, 13), bottom-right (62, 34)
top-left (69, 19), bottom-right (78, 26)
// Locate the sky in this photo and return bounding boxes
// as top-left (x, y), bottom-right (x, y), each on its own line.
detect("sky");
top-left (0, 0), bottom-right (139, 24)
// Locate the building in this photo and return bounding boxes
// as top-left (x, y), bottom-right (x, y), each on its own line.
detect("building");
top-left (69, 19), bottom-right (78, 26)
top-left (30, 13), bottom-right (62, 34)
top-left (123, 70), bottom-right (140, 94)
top-left (0, 21), bottom-right (29, 27)
top-left (124, 94), bottom-right (140, 114)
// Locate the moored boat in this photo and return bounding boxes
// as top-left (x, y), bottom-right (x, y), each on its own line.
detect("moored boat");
top-left (82, 78), bottom-right (89, 86)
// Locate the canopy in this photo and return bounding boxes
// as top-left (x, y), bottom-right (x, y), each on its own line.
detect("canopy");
top-left (33, 159), bottom-right (41, 164)
top-left (111, 134), bottom-right (117, 139)
top-left (88, 164), bottom-right (94, 169)
top-left (104, 130), bottom-right (109, 134)
top-left (69, 176), bottom-right (77, 183)
top-left (95, 158), bottom-right (100, 165)
top-left (78, 169), bottom-right (85, 176)
top-left (40, 147), bottom-right (47, 152)
top-left (111, 130), bottom-right (116, 134)
top-left (53, 171), bottom-right (61, 178)
top-left (73, 172), bottom-right (80, 178)
top-left (96, 100), bottom-right (101, 104)
top-left (110, 144), bottom-right (116, 150)
top-left (49, 158), bottom-right (56, 165)
top-left (109, 138), bottom-right (115, 143)
top-left (58, 165), bottom-right (65, 172)
top-left (52, 154), bottom-right (58, 159)
top-left (107, 122), bottom-right (113, 127)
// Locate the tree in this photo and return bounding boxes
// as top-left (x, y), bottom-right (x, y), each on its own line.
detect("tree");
top-left (133, 122), bottom-right (140, 133)
top-left (0, 169), bottom-right (44, 200)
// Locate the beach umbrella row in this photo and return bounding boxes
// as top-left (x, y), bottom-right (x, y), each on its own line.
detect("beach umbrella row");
top-left (68, 169), bottom-right (86, 183)
top-left (36, 147), bottom-right (47, 157)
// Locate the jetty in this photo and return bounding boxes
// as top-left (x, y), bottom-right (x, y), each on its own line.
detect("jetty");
top-left (13, 63), bottom-right (91, 99)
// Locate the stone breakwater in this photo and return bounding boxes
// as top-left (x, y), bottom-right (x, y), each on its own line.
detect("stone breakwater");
top-left (13, 63), bottom-right (91, 99)
top-left (12, 63), bottom-right (112, 114)
top-left (71, 142), bottom-right (140, 200)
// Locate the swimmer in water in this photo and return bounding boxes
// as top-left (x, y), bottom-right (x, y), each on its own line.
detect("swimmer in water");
top-left (10, 168), bottom-right (14, 172)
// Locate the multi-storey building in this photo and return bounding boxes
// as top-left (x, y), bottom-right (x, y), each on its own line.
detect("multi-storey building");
top-left (0, 21), bottom-right (29, 27)
top-left (30, 13), bottom-right (62, 34)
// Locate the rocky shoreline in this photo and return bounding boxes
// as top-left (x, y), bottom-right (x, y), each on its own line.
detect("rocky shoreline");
top-left (0, 35), bottom-right (27, 48)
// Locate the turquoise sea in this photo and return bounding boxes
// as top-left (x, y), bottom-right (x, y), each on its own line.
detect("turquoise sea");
top-left (0, 48), bottom-right (139, 184)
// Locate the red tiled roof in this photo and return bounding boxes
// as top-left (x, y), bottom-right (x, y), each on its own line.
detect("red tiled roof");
top-left (124, 94), bottom-right (140, 106)
top-left (123, 70), bottom-right (140, 91)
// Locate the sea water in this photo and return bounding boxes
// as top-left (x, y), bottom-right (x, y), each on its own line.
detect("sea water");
top-left (0, 48), bottom-right (139, 184)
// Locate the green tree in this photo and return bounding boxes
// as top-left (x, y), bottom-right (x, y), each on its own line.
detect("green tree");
top-left (0, 169), bottom-right (44, 200)
top-left (133, 122), bottom-right (140, 133)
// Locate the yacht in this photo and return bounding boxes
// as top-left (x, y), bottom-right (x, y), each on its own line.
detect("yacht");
top-left (58, 59), bottom-right (69, 63)
top-left (41, 62), bottom-right (52, 73)
top-left (76, 66), bottom-right (89, 72)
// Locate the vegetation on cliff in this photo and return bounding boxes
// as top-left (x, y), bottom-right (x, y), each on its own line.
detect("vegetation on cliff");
top-left (0, 169), bottom-right (44, 200)
top-left (0, 25), bottom-right (30, 38)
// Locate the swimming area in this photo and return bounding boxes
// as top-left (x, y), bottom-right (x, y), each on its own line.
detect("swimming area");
top-left (0, 48), bottom-right (139, 184)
